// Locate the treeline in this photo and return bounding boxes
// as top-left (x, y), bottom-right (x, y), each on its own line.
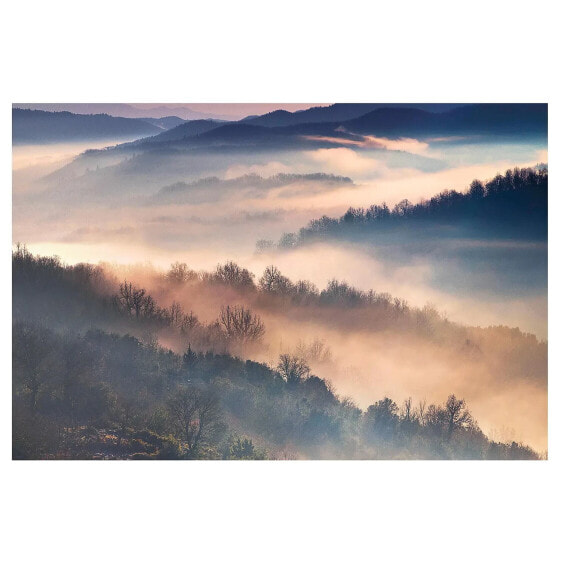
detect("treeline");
top-left (12, 245), bottom-right (267, 356)
top-left (267, 167), bottom-right (548, 249)
top-left (11, 246), bottom-right (420, 342)
top-left (13, 322), bottom-right (539, 460)
top-left (12, 247), bottom-right (544, 459)
top-left (14, 245), bottom-right (543, 363)
top-left (13, 247), bottom-right (251, 352)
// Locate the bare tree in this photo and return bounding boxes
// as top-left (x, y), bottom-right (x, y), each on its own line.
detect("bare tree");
top-left (401, 397), bottom-right (415, 422)
top-left (219, 305), bottom-right (265, 343)
top-left (296, 338), bottom-right (332, 363)
top-left (180, 311), bottom-right (200, 333)
top-left (295, 279), bottom-right (319, 298)
top-left (444, 395), bottom-right (473, 437)
top-left (417, 399), bottom-right (427, 425)
top-left (115, 281), bottom-right (158, 320)
top-left (116, 281), bottom-right (143, 317)
top-left (166, 262), bottom-right (197, 284)
top-left (167, 387), bottom-right (221, 457)
top-left (276, 353), bottom-right (310, 385)
top-left (168, 301), bottom-right (183, 327)
top-left (214, 261), bottom-right (255, 289)
top-left (425, 404), bottom-right (443, 426)
top-left (141, 294), bottom-right (156, 319)
top-left (130, 283), bottom-right (146, 318)
top-left (258, 265), bottom-right (294, 295)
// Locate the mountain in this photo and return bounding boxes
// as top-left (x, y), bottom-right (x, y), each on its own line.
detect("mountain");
top-left (343, 104), bottom-right (548, 137)
top-left (12, 108), bottom-right (162, 144)
top-left (131, 119), bottom-right (226, 145)
top-left (275, 166), bottom-right (548, 249)
top-left (123, 104), bottom-right (547, 153)
top-left (242, 103), bottom-right (465, 127)
top-left (12, 247), bottom-right (542, 460)
top-left (140, 116), bottom-right (186, 130)
top-left (115, 121), bottom-right (362, 154)
top-left (13, 103), bottom-right (233, 121)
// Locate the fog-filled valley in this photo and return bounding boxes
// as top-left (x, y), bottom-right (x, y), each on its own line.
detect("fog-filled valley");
top-left (12, 103), bottom-right (548, 459)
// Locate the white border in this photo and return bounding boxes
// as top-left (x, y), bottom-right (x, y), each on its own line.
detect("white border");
top-left (2, 1), bottom-right (558, 559)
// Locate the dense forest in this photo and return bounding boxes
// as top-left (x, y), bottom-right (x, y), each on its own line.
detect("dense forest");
top-left (270, 167), bottom-right (547, 249)
top-left (13, 247), bottom-right (541, 460)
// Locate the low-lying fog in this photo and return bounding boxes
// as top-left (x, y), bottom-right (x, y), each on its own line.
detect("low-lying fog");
top-left (14, 136), bottom-right (547, 336)
top-left (86, 258), bottom-right (546, 452)
top-left (12, 134), bottom-right (548, 450)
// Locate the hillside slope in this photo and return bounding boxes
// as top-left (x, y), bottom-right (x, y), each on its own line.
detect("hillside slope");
top-left (13, 108), bottom-right (162, 143)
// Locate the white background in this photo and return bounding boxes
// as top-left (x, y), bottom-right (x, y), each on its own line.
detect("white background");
top-left (1, 1), bottom-right (558, 559)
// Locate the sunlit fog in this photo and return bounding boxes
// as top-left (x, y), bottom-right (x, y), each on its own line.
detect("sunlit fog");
top-left (12, 103), bottom-right (547, 459)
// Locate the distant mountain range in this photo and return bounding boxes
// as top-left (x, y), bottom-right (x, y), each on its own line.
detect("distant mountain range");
top-left (130, 119), bottom-right (225, 145)
top-left (112, 103), bottom-right (547, 154)
top-left (139, 116), bottom-right (187, 130)
top-left (241, 103), bottom-right (465, 127)
top-left (341, 104), bottom-right (547, 136)
top-left (13, 103), bottom-right (232, 121)
top-left (13, 103), bottom-right (547, 149)
top-left (12, 109), bottom-right (164, 144)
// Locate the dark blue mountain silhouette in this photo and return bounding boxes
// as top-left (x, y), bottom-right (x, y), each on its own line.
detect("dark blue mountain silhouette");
top-left (277, 166), bottom-right (548, 249)
top-left (343, 104), bottom-right (547, 137)
top-left (12, 108), bottom-right (163, 143)
top-left (131, 104), bottom-right (547, 153)
top-left (242, 103), bottom-right (464, 127)
top-left (131, 119), bottom-right (225, 144)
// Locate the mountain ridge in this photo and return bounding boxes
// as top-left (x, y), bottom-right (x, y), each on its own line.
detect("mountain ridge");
top-left (12, 108), bottom-right (163, 144)
top-left (116, 103), bottom-right (547, 153)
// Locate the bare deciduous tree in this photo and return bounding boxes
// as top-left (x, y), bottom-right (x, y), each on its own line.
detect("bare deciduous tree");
top-left (214, 261), bottom-right (255, 289)
top-left (417, 399), bottom-right (427, 425)
top-left (166, 262), bottom-right (197, 284)
top-left (168, 301), bottom-right (183, 327)
top-left (401, 397), bottom-right (415, 422)
top-left (167, 387), bottom-right (222, 457)
top-left (258, 265), bottom-right (294, 295)
top-left (444, 394), bottom-right (473, 437)
top-left (276, 353), bottom-right (310, 385)
top-left (219, 305), bottom-right (265, 343)
top-left (180, 311), bottom-right (200, 333)
top-left (115, 281), bottom-right (157, 319)
top-left (296, 338), bottom-right (332, 363)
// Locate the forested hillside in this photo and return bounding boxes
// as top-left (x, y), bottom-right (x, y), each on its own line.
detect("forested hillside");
top-left (272, 167), bottom-right (547, 249)
top-left (12, 247), bottom-right (541, 460)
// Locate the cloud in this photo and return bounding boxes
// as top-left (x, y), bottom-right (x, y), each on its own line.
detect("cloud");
top-left (60, 226), bottom-right (135, 244)
top-left (363, 135), bottom-right (430, 155)
top-left (302, 133), bottom-right (431, 155)
top-left (304, 147), bottom-right (384, 177)
top-left (224, 161), bottom-right (291, 179)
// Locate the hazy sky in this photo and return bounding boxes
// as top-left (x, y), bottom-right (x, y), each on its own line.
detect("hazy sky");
top-left (14, 103), bottom-right (329, 120)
